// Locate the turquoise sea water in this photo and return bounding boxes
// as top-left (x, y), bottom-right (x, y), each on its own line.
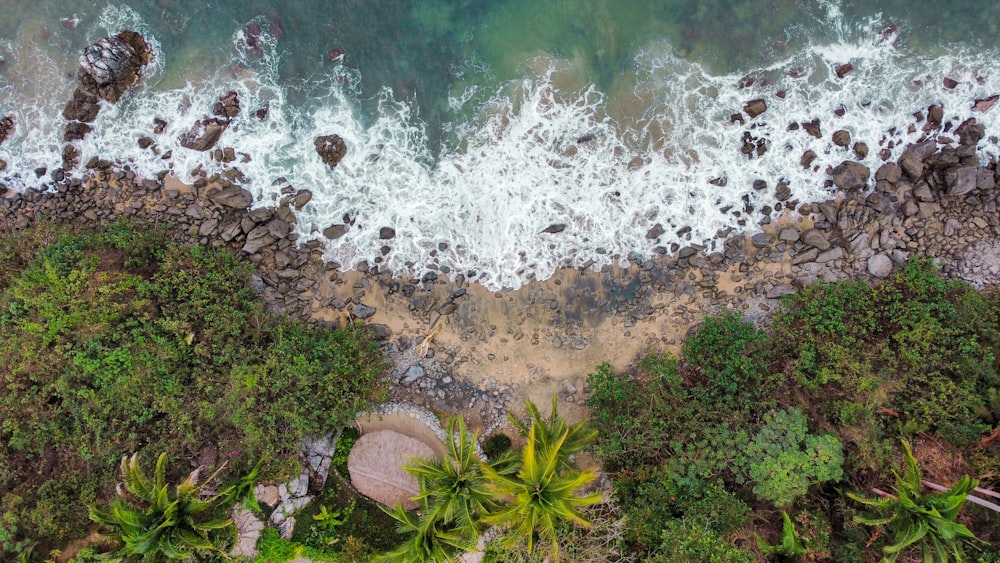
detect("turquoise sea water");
top-left (1, 1), bottom-right (999, 288)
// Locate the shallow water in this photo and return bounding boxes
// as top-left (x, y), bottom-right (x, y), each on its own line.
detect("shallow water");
top-left (1, 0), bottom-right (998, 289)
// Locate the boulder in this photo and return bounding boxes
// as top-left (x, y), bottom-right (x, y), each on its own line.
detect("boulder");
top-left (353, 304), bottom-right (376, 319)
top-left (832, 129), bottom-right (851, 147)
top-left (646, 223), bottom-right (665, 239)
top-left (743, 99), bottom-right (767, 118)
top-left (0, 115), bottom-right (13, 145)
top-left (75, 31), bottom-right (152, 103)
top-left (898, 140), bottom-right (937, 179)
top-left (830, 161), bottom-right (870, 191)
top-left (314, 134), bottom-right (348, 169)
top-left (800, 228), bottom-right (831, 251)
top-left (834, 63), bottom-right (853, 78)
top-left (541, 223), bottom-right (566, 234)
top-left (379, 227), bottom-right (396, 239)
top-left (348, 430), bottom-right (436, 509)
top-left (867, 253), bottom-right (892, 278)
top-left (973, 95), bottom-right (998, 113)
top-left (323, 224), bottom-right (348, 239)
top-left (179, 118), bottom-right (228, 151)
top-left (944, 166), bottom-right (977, 197)
top-left (209, 186), bottom-right (254, 209)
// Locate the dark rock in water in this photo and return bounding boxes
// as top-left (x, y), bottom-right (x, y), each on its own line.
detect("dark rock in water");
top-left (800, 150), bottom-right (817, 168)
top-left (213, 90), bottom-right (240, 119)
top-left (379, 227), bottom-right (396, 239)
top-left (927, 104), bottom-right (944, 126)
top-left (0, 159), bottom-right (6, 172)
top-left (153, 118), bottom-right (168, 134)
top-left (830, 161), bottom-right (870, 191)
top-left (730, 113), bottom-right (745, 125)
top-left (775, 182), bottom-right (792, 201)
top-left (292, 190), bottom-right (312, 210)
top-left (943, 77), bottom-right (958, 90)
top-left (646, 223), bottom-right (665, 239)
top-left (209, 186), bottom-right (254, 209)
top-left (956, 118), bottom-right (985, 146)
top-left (542, 223), bottom-right (566, 234)
top-left (853, 142), bottom-right (869, 159)
top-left (63, 121), bottom-right (93, 141)
top-left (323, 224), bottom-right (348, 239)
top-left (0, 115), bottom-right (13, 145)
top-left (326, 47), bottom-right (346, 61)
top-left (802, 119), bottom-right (822, 138)
top-left (75, 31), bottom-right (152, 104)
top-left (743, 98), bottom-right (767, 118)
top-left (834, 63), bottom-right (853, 78)
top-left (254, 104), bottom-right (269, 120)
top-left (62, 90), bottom-right (101, 123)
top-left (137, 136), bottom-right (154, 149)
top-left (831, 129), bottom-right (851, 147)
top-left (973, 95), bottom-right (998, 113)
top-left (875, 162), bottom-right (902, 184)
top-left (179, 119), bottom-right (228, 151)
top-left (314, 134), bottom-right (348, 169)
top-left (180, 91), bottom-right (240, 151)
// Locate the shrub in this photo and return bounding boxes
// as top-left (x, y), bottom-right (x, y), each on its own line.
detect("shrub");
top-left (741, 408), bottom-right (844, 508)
top-left (0, 221), bottom-right (389, 557)
top-left (682, 312), bottom-right (772, 410)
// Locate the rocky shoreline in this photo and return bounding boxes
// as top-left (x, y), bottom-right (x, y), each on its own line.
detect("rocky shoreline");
top-left (3, 32), bottom-right (1000, 433)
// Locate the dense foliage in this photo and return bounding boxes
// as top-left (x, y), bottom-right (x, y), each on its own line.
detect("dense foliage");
top-left (0, 221), bottom-right (389, 558)
top-left (588, 257), bottom-right (1000, 561)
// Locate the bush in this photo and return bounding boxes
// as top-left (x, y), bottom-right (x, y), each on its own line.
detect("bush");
top-left (740, 408), bottom-right (843, 508)
top-left (482, 432), bottom-right (513, 461)
top-left (682, 312), bottom-right (772, 410)
top-left (0, 221), bottom-right (390, 557)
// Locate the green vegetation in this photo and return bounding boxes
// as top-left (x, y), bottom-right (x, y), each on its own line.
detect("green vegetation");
top-left (849, 440), bottom-right (983, 562)
top-left (587, 257), bottom-right (999, 561)
top-left (0, 221), bottom-right (389, 560)
top-left (88, 453), bottom-right (233, 560)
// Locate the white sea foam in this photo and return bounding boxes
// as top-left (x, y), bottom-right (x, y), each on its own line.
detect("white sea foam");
top-left (2, 3), bottom-right (1000, 290)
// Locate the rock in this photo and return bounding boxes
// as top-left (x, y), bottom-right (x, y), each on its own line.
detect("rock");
top-left (853, 142), bottom-right (869, 159)
top-left (830, 161), bottom-right (870, 191)
top-left (353, 304), bottom-right (376, 319)
top-left (802, 119), bottom-right (822, 138)
top-left (801, 228), bottom-right (832, 250)
top-left (63, 121), bottom-right (93, 142)
top-left (230, 507), bottom-right (265, 559)
top-left (254, 485), bottom-right (280, 508)
top-left (62, 90), bottom-right (101, 124)
top-left (927, 104), bottom-right (944, 126)
top-left (378, 227), bottom-right (396, 240)
top-left (743, 98), bottom-right (767, 118)
top-left (751, 232), bottom-right (774, 248)
top-left (401, 365), bottom-right (425, 385)
top-left (956, 118), bottom-right (986, 146)
top-left (137, 136), bottom-right (154, 149)
top-left (241, 225), bottom-right (276, 254)
top-left (75, 31), bottom-right (152, 104)
top-left (542, 223), bottom-right (566, 234)
top-left (832, 129), bottom-right (851, 147)
top-left (323, 224), bottom-right (348, 239)
top-left (348, 430), bottom-right (436, 509)
top-left (365, 324), bottom-right (392, 341)
top-left (835, 63), bottom-right (853, 78)
top-left (179, 118), bottom-right (228, 151)
top-left (867, 253), bottom-right (892, 278)
top-left (778, 227), bottom-right (800, 242)
top-left (153, 118), bottom-right (168, 134)
top-left (766, 284), bottom-right (797, 299)
top-left (292, 190), bottom-right (312, 210)
top-left (899, 140), bottom-right (937, 179)
top-left (912, 181), bottom-right (934, 202)
top-left (646, 223), bottom-right (665, 239)
top-left (875, 162), bottom-right (902, 184)
top-left (775, 182), bottom-right (792, 201)
top-left (314, 134), bottom-right (348, 169)
top-left (973, 95), bottom-right (998, 113)
top-left (213, 90), bottom-right (241, 119)
top-left (977, 168), bottom-right (996, 191)
top-left (816, 247), bottom-right (845, 263)
top-left (944, 166), bottom-right (977, 197)
top-left (209, 186), bottom-right (254, 209)
top-left (0, 115), bottom-right (13, 145)
top-left (943, 77), bottom-right (958, 90)
top-left (800, 150), bottom-right (817, 168)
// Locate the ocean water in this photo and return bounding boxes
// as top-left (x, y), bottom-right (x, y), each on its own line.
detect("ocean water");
top-left (1, 0), bottom-right (999, 289)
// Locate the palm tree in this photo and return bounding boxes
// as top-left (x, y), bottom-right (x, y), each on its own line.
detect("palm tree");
top-left (848, 440), bottom-right (983, 562)
top-left (508, 397), bottom-right (598, 471)
top-left (481, 423), bottom-right (602, 560)
top-left (404, 417), bottom-right (499, 538)
top-left (89, 452), bottom-right (233, 561)
top-left (379, 501), bottom-right (477, 563)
